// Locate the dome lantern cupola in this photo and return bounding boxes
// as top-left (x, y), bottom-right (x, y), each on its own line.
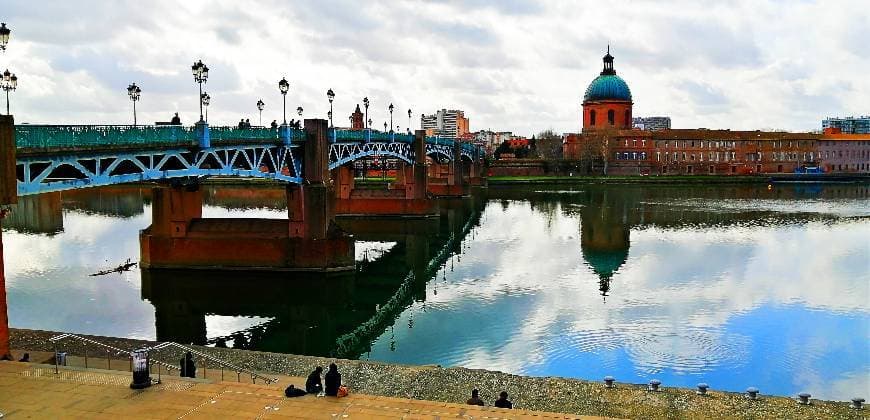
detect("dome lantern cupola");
top-left (601, 44), bottom-right (616, 76)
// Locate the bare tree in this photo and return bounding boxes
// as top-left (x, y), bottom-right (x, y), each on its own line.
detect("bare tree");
top-left (534, 129), bottom-right (564, 160)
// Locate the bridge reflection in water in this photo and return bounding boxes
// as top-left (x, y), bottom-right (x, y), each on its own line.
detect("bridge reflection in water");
top-left (139, 194), bottom-right (484, 358)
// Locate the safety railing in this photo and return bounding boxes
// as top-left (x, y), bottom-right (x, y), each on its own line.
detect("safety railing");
top-left (47, 333), bottom-right (276, 385)
top-left (147, 342), bottom-right (277, 384)
top-left (15, 125), bottom-right (198, 150)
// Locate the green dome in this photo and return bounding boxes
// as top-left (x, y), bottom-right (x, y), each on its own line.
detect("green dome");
top-left (584, 74), bottom-right (632, 103)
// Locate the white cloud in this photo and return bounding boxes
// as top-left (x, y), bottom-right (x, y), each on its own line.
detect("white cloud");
top-left (1, 1), bottom-right (867, 135)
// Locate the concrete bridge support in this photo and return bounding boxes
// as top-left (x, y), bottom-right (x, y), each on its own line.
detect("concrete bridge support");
top-left (333, 130), bottom-right (435, 216)
top-left (0, 115), bottom-right (16, 360)
top-left (140, 119), bottom-right (354, 271)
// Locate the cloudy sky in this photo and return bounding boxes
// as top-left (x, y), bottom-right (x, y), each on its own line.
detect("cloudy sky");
top-left (2, 0), bottom-right (868, 135)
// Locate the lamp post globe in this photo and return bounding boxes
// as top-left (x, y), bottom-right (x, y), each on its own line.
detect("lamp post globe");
top-left (362, 97), bottom-right (369, 128)
top-left (383, 121), bottom-right (387, 132)
top-left (191, 60), bottom-right (209, 122)
top-left (388, 103), bottom-right (394, 133)
top-left (407, 108), bottom-right (412, 133)
top-left (297, 106), bottom-right (303, 116)
top-left (256, 99), bottom-right (265, 126)
top-left (1, 69), bottom-right (17, 115)
top-left (278, 77), bottom-right (289, 124)
top-left (326, 88), bottom-right (335, 127)
top-left (127, 83), bottom-right (141, 126)
top-left (0, 23), bottom-right (10, 51)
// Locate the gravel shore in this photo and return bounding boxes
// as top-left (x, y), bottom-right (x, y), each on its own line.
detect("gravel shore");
top-left (10, 328), bottom-right (864, 419)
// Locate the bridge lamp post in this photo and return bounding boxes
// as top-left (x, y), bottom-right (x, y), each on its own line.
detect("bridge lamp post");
top-left (326, 88), bottom-right (335, 127)
top-left (0, 23), bottom-right (10, 52)
top-left (191, 60), bottom-right (209, 122)
top-left (362, 97), bottom-right (369, 129)
top-left (383, 121), bottom-right (387, 132)
top-left (1, 69), bottom-right (17, 116)
top-left (127, 83), bottom-right (141, 126)
top-left (297, 106), bottom-right (303, 118)
top-left (278, 77), bottom-right (289, 124)
top-left (256, 99), bottom-right (265, 126)
top-left (388, 103), bottom-right (394, 133)
top-left (200, 92), bottom-right (210, 123)
top-left (407, 108), bottom-right (412, 133)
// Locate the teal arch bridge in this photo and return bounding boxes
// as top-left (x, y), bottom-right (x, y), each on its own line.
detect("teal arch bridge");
top-left (13, 124), bottom-right (483, 196)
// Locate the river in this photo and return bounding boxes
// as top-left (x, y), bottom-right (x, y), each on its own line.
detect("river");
top-left (3, 182), bottom-right (868, 400)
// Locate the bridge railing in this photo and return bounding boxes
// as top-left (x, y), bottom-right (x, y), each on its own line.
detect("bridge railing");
top-left (15, 125), bottom-right (198, 150)
top-left (209, 126), bottom-right (281, 144)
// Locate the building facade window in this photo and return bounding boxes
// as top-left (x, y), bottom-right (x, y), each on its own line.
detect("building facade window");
top-left (608, 109), bottom-right (615, 125)
top-left (590, 110), bottom-right (596, 126)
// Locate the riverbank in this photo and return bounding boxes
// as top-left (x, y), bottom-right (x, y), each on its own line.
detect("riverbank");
top-left (10, 328), bottom-right (863, 419)
top-left (487, 174), bottom-right (870, 185)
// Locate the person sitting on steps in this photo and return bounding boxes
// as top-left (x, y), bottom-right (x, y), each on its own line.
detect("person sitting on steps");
top-left (324, 363), bottom-right (341, 396)
top-left (466, 389), bottom-right (484, 406)
top-left (494, 391), bottom-right (512, 409)
top-left (306, 366), bottom-right (323, 394)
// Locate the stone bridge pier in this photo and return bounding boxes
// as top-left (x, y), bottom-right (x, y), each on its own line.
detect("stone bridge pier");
top-left (140, 119), bottom-right (354, 271)
top-left (333, 130), bottom-right (435, 216)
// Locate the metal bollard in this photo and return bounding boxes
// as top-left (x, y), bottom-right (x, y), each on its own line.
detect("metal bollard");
top-left (604, 376), bottom-right (615, 388)
top-left (797, 393), bottom-right (811, 405)
top-left (696, 383), bottom-right (709, 395)
top-left (851, 397), bottom-right (865, 410)
top-left (648, 379), bottom-right (661, 392)
top-left (746, 387), bottom-right (759, 400)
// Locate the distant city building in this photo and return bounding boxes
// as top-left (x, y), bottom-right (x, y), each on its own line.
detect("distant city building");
top-left (632, 116), bottom-right (671, 131)
top-left (818, 132), bottom-right (870, 173)
top-left (822, 116), bottom-right (870, 134)
top-left (421, 109), bottom-right (469, 137)
top-left (349, 104), bottom-right (364, 130)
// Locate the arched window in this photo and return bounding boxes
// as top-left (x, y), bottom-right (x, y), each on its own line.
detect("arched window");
top-left (625, 110), bottom-right (630, 127)
top-left (590, 110), bottom-right (596, 126)
top-left (607, 109), bottom-right (615, 125)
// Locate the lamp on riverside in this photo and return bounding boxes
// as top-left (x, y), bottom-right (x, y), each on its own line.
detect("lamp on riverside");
top-left (1, 69), bottom-right (17, 115)
top-left (278, 77), bottom-right (289, 124)
top-left (0, 23), bottom-right (10, 52)
top-left (200, 92), bottom-right (210, 123)
top-left (383, 121), bottom-right (387, 132)
top-left (388, 103), bottom-right (394, 133)
top-left (126, 83), bottom-right (141, 126)
top-left (407, 108), bottom-right (412, 133)
top-left (191, 60), bottom-right (209, 122)
top-left (363, 97), bottom-right (369, 128)
top-left (326, 88), bottom-right (335, 127)
top-left (256, 99), bottom-right (265, 126)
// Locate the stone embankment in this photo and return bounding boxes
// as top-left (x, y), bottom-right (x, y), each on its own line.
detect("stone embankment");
top-left (10, 328), bottom-right (864, 420)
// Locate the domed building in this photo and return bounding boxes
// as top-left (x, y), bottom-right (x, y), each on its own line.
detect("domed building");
top-left (582, 47), bottom-right (633, 130)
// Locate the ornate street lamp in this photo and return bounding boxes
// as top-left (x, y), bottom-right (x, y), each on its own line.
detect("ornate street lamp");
top-left (0, 23), bottom-right (10, 52)
top-left (367, 118), bottom-right (372, 128)
top-left (127, 83), bottom-right (141, 126)
top-left (388, 103), bottom-right (394, 133)
top-left (200, 92), bottom-right (210, 122)
top-left (297, 106), bottom-right (303, 118)
top-left (1, 69), bottom-right (17, 115)
top-left (383, 121), bottom-right (387, 132)
top-left (256, 99), bottom-right (265, 126)
top-left (362, 97), bottom-right (369, 128)
top-left (407, 108), bottom-right (412, 133)
top-left (326, 88), bottom-right (335, 127)
top-left (278, 77), bottom-right (289, 124)
top-left (191, 60), bottom-right (209, 122)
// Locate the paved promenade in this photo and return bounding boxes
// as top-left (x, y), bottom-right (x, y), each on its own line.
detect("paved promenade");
top-left (0, 361), bottom-right (610, 419)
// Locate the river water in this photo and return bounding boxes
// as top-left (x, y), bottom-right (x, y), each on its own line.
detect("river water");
top-left (3, 182), bottom-right (868, 400)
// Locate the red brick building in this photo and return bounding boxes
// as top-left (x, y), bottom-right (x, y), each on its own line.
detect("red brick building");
top-left (350, 104), bottom-right (364, 130)
top-left (818, 130), bottom-right (870, 173)
top-left (564, 48), bottom-right (823, 175)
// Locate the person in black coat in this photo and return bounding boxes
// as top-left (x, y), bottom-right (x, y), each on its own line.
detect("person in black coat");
top-left (180, 351), bottom-right (197, 378)
top-left (324, 363), bottom-right (341, 396)
top-left (284, 384), bottom-right (306, 397)
top-left (494, 391), bottom-right (512, 409)
top-left (305, 366), bottom-right (323, 394)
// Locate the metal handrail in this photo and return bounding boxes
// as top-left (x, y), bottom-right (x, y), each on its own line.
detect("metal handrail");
top-left (47, 333), bottom-right (276, 385)
top-left (148, 342), bottom-right (276, 384)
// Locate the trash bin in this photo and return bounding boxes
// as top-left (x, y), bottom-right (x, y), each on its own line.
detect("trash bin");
top-left (129, 348), bottom-right (151, 389)
top-left (55, 351), bottom-right (67, 366)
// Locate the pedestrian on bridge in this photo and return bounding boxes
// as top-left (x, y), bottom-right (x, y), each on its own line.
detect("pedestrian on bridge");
top-left (271, 120), bottom-right (278, 129)
top-left (171, 113), bottom-right (181, 125)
